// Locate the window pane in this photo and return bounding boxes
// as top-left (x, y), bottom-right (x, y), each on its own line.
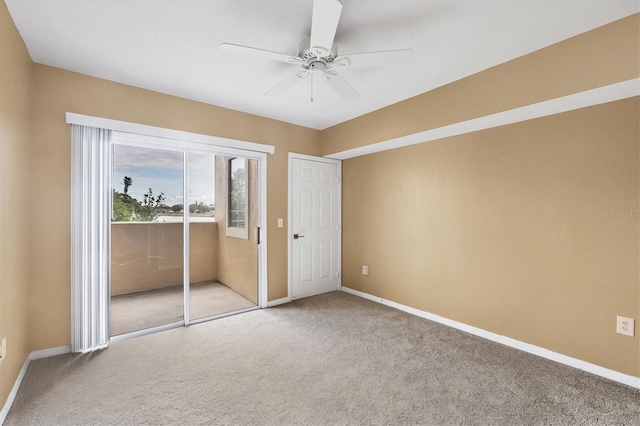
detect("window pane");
top-left (229, 157), bottom-right (247, 229)
top-left (110, 144), bottom-right (185, 336)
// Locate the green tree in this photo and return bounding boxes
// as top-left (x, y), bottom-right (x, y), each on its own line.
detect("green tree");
top-left (171, 204), bottom-right (183, 213)
top-left (112, 186), bottom-right (166, 222)
top-left (189, 201), bottom-right (212, 214)
top-left (136, 188), bottom-right (166, 222)
top-left (229, 166), bottom-right (246, 227)
top-left (112, 190), bottom-right (139, 222)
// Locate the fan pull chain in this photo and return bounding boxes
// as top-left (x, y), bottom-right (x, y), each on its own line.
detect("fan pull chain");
top-left (310, 72), bottom-right (314, 102)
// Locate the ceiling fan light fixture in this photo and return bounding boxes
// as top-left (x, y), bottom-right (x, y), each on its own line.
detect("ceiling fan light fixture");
top-left (309, 61), bottom-right (328, 73)
top-left (221, 0), bottom-right (413, 102)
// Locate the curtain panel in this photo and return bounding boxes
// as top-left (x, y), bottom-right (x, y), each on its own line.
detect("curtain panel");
top-left (70, 125), bottom-right (112, 352)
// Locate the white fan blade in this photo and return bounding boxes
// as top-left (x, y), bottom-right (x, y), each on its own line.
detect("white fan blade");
top-left (335, 49), bottom-right (414, 68)
top-left (310, 0), bottom-right (343, 52)
top-left (324, 71), bottom-right (359, 101)
top-left (220, 43), bottom-right (302, 65)
top-left (265, 71), bottom-right (309, 97)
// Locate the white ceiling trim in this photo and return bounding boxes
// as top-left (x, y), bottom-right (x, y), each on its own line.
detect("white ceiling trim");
top-left (325, 78), bottom-right (640, 160)
top-left (65, 112), bottom-right (276, 155)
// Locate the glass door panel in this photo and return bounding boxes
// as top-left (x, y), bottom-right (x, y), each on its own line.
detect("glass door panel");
top-left (110, 144), bottom-right (184, 336)
top-left (188, 153), bottom-right (257, 321)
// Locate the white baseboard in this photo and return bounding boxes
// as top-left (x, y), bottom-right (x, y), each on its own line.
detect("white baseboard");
top-left (341, 286), bottom-right (640, 389)
top-left (1, 345), bottom-right (72, 424)
top-left (266, 296), bottom-right (291, 308)
top-left (0, 355), bottom-right (30, 425)
top-left (30, 345), bottom-right (71, 361)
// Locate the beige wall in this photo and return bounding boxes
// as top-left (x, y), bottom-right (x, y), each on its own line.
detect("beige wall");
top-left (331, 13), bottom-right (639, 377)
top-left (189, 222), bottom-right (219, 285)
top-left (111, 222), bottom-right (218, 296)
top-left (214, 157), bottom-right (259, 304)
top-left (342, 98), bottom-right (639, 376)
top-left (29, 65), bottom-right (320, 351)
top-left (321, 14), bottom-right (639, 156)
top-left (0, 1), bottom-right (33, 408)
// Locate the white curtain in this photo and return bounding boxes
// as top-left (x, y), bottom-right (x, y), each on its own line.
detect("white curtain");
top-left (71, 125), bottom-right (112, 352)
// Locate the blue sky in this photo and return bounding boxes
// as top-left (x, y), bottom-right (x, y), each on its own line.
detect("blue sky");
top-left (113, 145), bottom-right (214, 207)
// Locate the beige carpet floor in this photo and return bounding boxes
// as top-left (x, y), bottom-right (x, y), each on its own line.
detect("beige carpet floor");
top-left (6, 291), bottom-right (639, 425)
top-left (110, 281), bottom-right (256, 336)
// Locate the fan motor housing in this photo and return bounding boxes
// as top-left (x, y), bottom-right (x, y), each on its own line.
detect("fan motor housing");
top-left (298, 36), bottom-right (337, 64)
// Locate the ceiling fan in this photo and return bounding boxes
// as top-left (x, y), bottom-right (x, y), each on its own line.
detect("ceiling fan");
top-left (220, 0), bottom-right (414, 102)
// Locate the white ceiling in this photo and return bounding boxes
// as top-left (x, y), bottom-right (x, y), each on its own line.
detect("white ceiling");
top-left (5, 1), bottom-right (639, 130)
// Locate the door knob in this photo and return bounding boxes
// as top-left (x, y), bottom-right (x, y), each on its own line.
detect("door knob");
top-left (293, 234), bottom-right (305, 239)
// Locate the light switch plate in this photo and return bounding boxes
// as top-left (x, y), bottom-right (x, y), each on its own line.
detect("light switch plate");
top-left (277, 218), bottom-right (283, 228)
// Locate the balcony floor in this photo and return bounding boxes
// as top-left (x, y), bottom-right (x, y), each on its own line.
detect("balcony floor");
top-left (110, 280), bottom-right (256, 336)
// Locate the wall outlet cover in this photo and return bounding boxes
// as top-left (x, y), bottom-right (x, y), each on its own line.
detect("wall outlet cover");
top-left (616, 316), bottom-right (635, 337)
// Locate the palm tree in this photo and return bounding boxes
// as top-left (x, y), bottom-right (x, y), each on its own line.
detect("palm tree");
top-left (123, 176), bottom-right (132, 195)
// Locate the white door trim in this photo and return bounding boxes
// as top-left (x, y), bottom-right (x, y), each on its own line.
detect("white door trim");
top-left (257, 157), bottom-right (269, 309)
top-left (288, 153), bottom-right (342, 301)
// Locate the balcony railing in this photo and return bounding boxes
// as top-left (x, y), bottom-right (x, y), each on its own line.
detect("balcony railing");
top-left (111, 222), bottom-right (218, 296)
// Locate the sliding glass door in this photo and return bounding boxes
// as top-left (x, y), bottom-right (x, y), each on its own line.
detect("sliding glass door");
top-left (188, 154), bottom-right (258, 322)
top-left (109, 136), bottom-right (261, 338)
top-left (187, 152), bottom-right (224, 321)
top-left (110, 144), bottom-right (185, 336)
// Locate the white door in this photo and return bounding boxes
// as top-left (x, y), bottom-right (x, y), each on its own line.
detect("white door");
top-left (290, 155), bottom-right (341, 300)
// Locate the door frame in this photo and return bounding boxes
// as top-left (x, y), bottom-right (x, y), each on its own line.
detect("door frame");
top-left (287, 153), bottom-right (342, 301)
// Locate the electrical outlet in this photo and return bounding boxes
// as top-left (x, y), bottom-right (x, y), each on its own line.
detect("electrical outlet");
top-left (362, 264), bottom-right (369, 275)
top-left (616, 316), bottom-right (635, 337)
top-left (1, 337), bottom-right (6, 362)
